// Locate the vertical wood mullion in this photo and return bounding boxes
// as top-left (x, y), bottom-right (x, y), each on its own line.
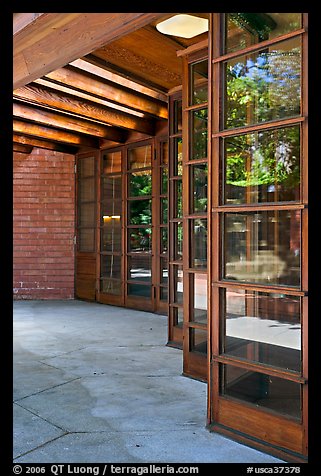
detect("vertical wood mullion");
top-left (182, 54), bottom-right (190, 371)
top-left (209, 12), bottom-right (222, 425)
top-left (96, 151), bottom-right (101, 298)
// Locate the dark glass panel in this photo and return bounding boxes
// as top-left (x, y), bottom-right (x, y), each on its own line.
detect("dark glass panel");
top-left (79, 177), bottom-right (95, 202)
top-left (190, 163), bottom-right (208, 213)
top-left (190, 273), bottom-right (207, 324)
top-left (223, 211), bottom-right (301, 287)
top-left (173, 99), bottom-right (183, 134)
top-left (173, 180), bottom-right (183, 219)
top-left (102, 151), bottom-right (121, 174)
top-left (128, 145), bottom-right (152, 170)
top-left (102, 176), bottom-right (121, 200)
top-left (160, 228), bottom-right (168, 253)
top-left (101, 255), bottom-right (121, 279)
top-left (173, 307), bottom-right (183, 327)
top-left (190, 108), bottom-right (208, 160)
top-left (161, 198), bottom-right (168, 224)
top-left (173, 265), bottom-right (183, 304)
top-left (173, 137), bottom-right (183, 175)
top-left (190, 328), bottom-right (207, 355)
top-left (225, 13), bottom-right (302, 54)
top-left (101, 218), bottom-right (121, 252)
top-left (160, 287), bottom-right (168, 302)
top-left (190, 59), bottom-right (208, 105)
top-left (128, 228), bottom-right (152, 253)
top-left (128, 283), bottom-right (151, 298)
top-left (190, 218), bottom-right (207, 269)
top-left (79, 156), bottom-right (95, 177)
top-left (128, 255), bottom-right (152, 283)
top-left (128, 171), bottom-right (152, 197)
top-left (78, 203), bottom-right (95, 227)
top-left (78, 228), bottom-right (95, 252)
top-left (174, 222), bottom-right (183, 261)
top-left (161, 141), bottom-right (169, 166)
top-left (221, 288), bottom-right (301, 372)
top-left (161, 167), bottom-right (168, 194)
top-left (224, 126), bottom-right (300, 204)
top-left (220, 363), bottom-right (301, 419)
top-left (225, 38), bottom-right (301, 128)
top-left (128, 200), bottom-right (152, 225)
top-left (160, 257), bottom-right (168, 284)
top-left (100, 279), bottom-right (121, 295)
top-left (101, 199), bottom-right (122, 218)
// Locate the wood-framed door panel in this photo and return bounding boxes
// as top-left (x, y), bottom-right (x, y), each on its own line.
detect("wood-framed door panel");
top-left (75, 150), bottom-right (99, 302)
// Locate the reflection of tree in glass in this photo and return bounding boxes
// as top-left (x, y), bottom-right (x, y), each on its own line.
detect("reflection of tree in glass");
top-left (226, 44), bottom-right (301, 128)
top-left (192, 109), bottom-right (208, 160)
top-left (129, 172), bottom-right (152, 197)
top-left (193, 165), bottom-right (207, 212)
top-left (129, 200), bottom-right (152, 225)
top-left (225, 126), bottom-right (300, 202)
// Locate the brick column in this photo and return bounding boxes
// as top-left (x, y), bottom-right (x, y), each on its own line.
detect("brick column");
top-left (13, 148), bottom-right (75, 299)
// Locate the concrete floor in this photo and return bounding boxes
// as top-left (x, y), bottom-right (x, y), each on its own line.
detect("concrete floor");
top-left (13, 299), bottom-right (284, 464)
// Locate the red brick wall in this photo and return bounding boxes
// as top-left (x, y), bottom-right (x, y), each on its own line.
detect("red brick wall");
top-left (13, 148), bottom-right (75, 299)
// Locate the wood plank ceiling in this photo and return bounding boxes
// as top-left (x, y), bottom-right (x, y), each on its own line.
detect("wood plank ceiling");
top-left (13, 13), bottom-right (209, 155)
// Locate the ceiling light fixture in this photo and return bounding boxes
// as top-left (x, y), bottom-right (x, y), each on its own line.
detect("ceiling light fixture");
top-left (156, 14), bottom-right (208, 39)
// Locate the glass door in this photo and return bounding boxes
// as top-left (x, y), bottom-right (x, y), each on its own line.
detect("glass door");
top-left (125, 141), bottom-right (155, 311)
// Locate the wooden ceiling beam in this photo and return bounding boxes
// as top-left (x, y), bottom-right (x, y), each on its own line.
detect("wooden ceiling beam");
top-left (13, 120), bottom-right (99, 148)
top-left (13, 134), bottom-right (78, 154)
top-left (13, 83), bottom-right (155, 135)
top-left (13, 13), bottom-right (167, 90)
top-left (13, 142), bottom-right (33, 154)
top-left (13, 102), bottom-right (127, 143)
top-left (44, 65), bottom-right (168, 119)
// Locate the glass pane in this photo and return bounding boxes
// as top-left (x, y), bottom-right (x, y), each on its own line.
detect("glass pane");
top-left (173, 307), bottom-right (183, 327)
top-left (160, 257), bottom-right (168, 284)
top-left (128, 171), bottom-right (152, 197)
top-left (173, 180), bottom-right (183, 219)
top-left (128, 255), bottom-right (151, 283)
top-left (225, 13), bottom-right (302, 54)
top-left (174, 222), bottom-right (183, 261)
top-left (160, 228), bottom-right (168, 253)
top-left (102, 176), bottom-right (121, 200)
top-left (128, 228), bottom-right (151, 253)
top-left (173, 138), bottom-right (183, 175)
top-left (224, 126), bottom-right (300, 204)
top-left (161, 198), bottom-right (168, 224)
top-left (101, 199), bottom-right (122, 218)
top-left (78, 228), bottom-right (95, 252)
top-left (190, 108), bottom-right (208, 160)
top-left (190, 218), bottom-right (207, 269)
top-left (221, 288), bottom-right (301, 372)
top-left (103, 151), bottom-right (121, 174)
top-left (220, 363), bottom-right (301, 419)
top-left (190, 328), bottom-right (207, 355)
top-left (173, 265), bottom-right (183, 304)
top-left (225, 37), bottom-right (301, 129)
top-left (128, 200), bottom-right (151, 225)
top-left (191, 273), bottom-right (207, 324)
top-left (101, 219), bottom-right (121, 252)
top-left (190, 59), bottom-right (208, 105)
top-left (101, 255), bottom-right (121, 279)
top-left (128, 283), bottom-right (151, 298)
top-left (128, 145), bottom-right (152, 170)
top-left (79, 156), bottom-right (95, 177)
top-left (161, 167), bottom-right (168, 194)
top-left (190, 163), bottom-right (208, 213)
top-left (78, 203), bottom-right (95, 227)
top-left (79, 177), bottom-right (95, 202)
top-left (161, 141), bottom-right (169, 166)
top-left (160, 287), bottom-right (168, 302)
top-left (100, 278), bottom-right (121, 295)
top-left (173, 99), bottom-right (182, 134)
top-left (223, 211), bottom-right (301, 287)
